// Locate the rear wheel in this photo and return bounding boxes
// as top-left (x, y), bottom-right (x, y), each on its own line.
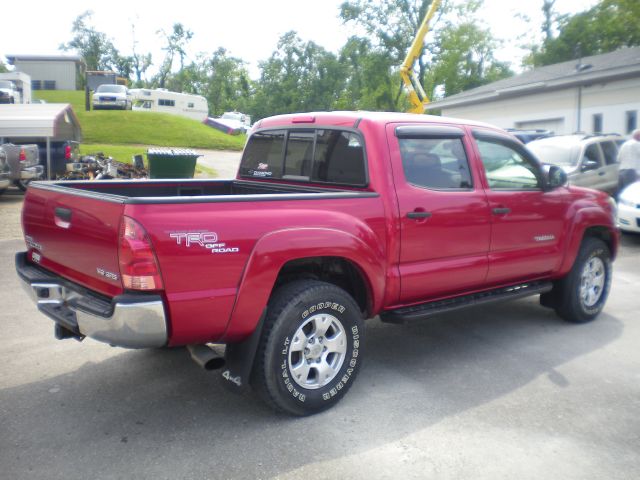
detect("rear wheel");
top-left (252, 280), bottom-right (364, 416)
top-left (551, 238), bottom-right (612, 323)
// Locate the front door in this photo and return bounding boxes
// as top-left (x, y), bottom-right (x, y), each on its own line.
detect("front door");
top-left (471, 129), bottom-right (568, 285)
top-left (388, 124), bottom-right (491, 304)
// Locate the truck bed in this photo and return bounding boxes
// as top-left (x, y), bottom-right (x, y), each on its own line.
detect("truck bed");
top-left (32, 178), bottom-right (376, 203)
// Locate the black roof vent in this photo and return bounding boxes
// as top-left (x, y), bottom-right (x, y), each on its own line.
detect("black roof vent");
top-left (575, 63), bottom-right (593, 72)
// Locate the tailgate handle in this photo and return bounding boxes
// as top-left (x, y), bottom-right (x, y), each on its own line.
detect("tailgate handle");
top-left (54, 207), bottom-right (72, 228)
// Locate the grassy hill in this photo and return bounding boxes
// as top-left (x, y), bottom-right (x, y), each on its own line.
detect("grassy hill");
top-left (34, 90), bottom-right (246, 151)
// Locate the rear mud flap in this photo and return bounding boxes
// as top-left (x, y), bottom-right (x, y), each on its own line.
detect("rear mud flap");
top-left (220, 309), bottom-right (266, 393)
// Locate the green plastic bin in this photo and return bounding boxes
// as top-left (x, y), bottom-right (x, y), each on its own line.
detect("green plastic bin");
top-left (147, 148), bottom-right (201, 179)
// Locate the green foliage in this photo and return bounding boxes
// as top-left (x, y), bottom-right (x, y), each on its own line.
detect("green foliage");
top-left (528, 0), bottom-right (640, 67)
top-left (339, 0), bottom-right (510, 103)
top-left (34, 90), bottom-right (245, 151)
top-left (60, 11), bottom-right (117, 72)
top-left (428, 22), bottom-right (512, 97)
top-left (250, 32), bottom-right (347, 119)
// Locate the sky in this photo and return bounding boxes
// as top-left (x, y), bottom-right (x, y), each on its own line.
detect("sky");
top-left (1, 0), bottom-right (600, 79)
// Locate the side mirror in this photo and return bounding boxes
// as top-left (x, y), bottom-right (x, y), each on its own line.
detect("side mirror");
top-left (547, 165), bottom-right (567, 189)
top-left (581, 159), bottom-right (599, 172)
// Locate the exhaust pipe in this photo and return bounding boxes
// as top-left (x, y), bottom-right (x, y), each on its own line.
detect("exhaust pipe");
top-left (187, 344), bottom-right (225, 371)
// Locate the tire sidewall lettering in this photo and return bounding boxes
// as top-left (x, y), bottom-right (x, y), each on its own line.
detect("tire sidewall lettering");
top-left (279, 302), bottom-right (360, 403)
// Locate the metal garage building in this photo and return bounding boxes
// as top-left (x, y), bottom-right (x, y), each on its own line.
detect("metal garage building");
top-left (5, 55), bottom-right (84, 91)
top-left (428, 46), bottom-right (640, 136)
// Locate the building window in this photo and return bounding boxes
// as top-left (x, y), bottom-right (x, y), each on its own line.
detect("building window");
top-left (626, 111), bottom-right (637, 134)
top-left (159, 99), bottom-right (175, 107)
top-left (31, 80), bottom-right (42, 90)
top-left (592, 113), bottom-right (603, 133)
top-left (187, 102), bottom-right (194, 108)
top-left (43, 80), bottom-right (56, 90)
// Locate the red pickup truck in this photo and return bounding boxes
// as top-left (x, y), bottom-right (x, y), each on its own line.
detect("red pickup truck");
top-left (16, 112), bottom-right (618, 415)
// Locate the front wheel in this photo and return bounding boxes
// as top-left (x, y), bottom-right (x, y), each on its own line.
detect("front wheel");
top-left (552, 238), bottom-right (612, 323)
top-left (252, 280), bottom-right (364, 416)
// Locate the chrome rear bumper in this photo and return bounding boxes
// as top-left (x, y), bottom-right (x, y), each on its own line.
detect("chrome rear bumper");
top-left (16, 252), bottom-right (167, 348)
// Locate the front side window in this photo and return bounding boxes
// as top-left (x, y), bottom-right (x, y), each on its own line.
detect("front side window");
top-left (582, 144), bottom-right (604, 170)
top-left (239, 129), bottom-right (367, 186)
top-left (476, 137), bottom-right (541, 190)
top-left (399, 137), bottom-right (473, 189)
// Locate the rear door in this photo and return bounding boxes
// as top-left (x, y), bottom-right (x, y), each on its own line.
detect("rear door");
top-left (471, 129), bottom-right (567, 285)
top-left (22, 186), bottom-right (125, 297)
top-left (599, 140), bottom-right (620, 192)
top-left (387, 124), bottom-right (491, 304)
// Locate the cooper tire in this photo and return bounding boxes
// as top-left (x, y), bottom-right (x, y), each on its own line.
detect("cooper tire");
top-left (553, 237), bottom-right (612, 323)
top-left (252, 280), bottom-right (364, 416)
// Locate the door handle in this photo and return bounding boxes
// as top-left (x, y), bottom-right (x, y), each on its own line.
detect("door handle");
top-left (492, 207), bottom-right (511, 215)
top-left (598, 171), bottom-right (605, 176)
top-left (407, 211), bottom-right (432, 220)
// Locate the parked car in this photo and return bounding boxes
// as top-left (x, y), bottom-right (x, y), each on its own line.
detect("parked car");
top-left (617, 181), bottom-right (640, 233)
top-left (506, 128), bottom-right (553, 144)
top-left (0, 80), bottom-right (20, 104)
top-left (92, 84), bottom-right (131, 110)
top-left (0, 143), bottom-right (43, 190)
top-left (527, 134), bottom-right (622, 194)
top-left (0, 148), bottom-right (11, 194)
top-left (17, 111), bottom-right (618, 416)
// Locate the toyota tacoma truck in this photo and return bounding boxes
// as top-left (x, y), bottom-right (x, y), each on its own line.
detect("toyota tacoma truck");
top-left (16, 112), bottom-right (619, 415)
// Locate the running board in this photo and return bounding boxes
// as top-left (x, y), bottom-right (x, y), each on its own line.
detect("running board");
top-left (380, 281), bottom-right (553, 324)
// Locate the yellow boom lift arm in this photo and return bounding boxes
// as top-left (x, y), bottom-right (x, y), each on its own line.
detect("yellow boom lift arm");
top-left (399, 0), bottom-right (442, 114)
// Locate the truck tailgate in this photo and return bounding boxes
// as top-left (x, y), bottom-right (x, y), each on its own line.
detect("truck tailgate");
top-left (22, 186), bottom-right (125, 297)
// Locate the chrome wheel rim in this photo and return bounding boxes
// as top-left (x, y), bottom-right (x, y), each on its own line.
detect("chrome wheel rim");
top-left (580, 257), bottom-right (606, 308)
top-left (288, 313), bottom-right (347, 390)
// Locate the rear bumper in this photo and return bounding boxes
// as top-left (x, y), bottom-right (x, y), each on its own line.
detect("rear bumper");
top-left (15, 252), bottom-right (168, 348)
top-left (20, 165), bottom-right (44, 180)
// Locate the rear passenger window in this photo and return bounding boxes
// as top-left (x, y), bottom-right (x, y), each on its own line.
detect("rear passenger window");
top-left (600, 141), bottom-right (618, 165)
top-left (399, 138), bottom-right (473, 189)
top-left (313, 130), bottom-right (366, 185)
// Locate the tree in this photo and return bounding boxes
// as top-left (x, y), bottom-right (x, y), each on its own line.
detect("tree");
top-left (428, 22), bottom-right (511, 98)
top-left (130, 24), bottom-right (153, 87)
top-left (250, 32), bottom-right (347, 119)
top-left (335, 36), bottom-right (403, 111)
top-left (60, 11), bottom-right (117, 71)
top-left (155, 23), bottom-right (194, 88)
top-left (529, 0), bottom-right (640, 67)
top-left (339, 0), bottom-right (510, 103)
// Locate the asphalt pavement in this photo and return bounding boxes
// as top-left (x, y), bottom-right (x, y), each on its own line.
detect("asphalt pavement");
top-left (1, 190), bottom-right (639, 480)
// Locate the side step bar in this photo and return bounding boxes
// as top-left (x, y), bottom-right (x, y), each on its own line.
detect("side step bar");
top-left (380, 281), bottom-right (553, 324)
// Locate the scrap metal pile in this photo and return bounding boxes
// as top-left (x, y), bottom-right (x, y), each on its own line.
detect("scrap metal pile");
top-left (58, 153), bottom-right (148, 180)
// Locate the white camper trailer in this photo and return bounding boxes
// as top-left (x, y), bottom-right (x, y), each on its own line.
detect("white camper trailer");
top-left (129, 88), bottom-right (208, 122)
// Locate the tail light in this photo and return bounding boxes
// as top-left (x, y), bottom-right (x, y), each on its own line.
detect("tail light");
top-left (118, 216), bottom-right (164, 290)
top-left (19, 148), bottom-right (26, 162)
top-left (64, 145), bottom-right (72, 160)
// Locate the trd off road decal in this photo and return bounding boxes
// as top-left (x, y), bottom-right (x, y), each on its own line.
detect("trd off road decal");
top-left (169, 231), bottom-right (240, 254)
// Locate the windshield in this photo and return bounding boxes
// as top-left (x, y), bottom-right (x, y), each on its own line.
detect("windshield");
top-left (0, 80), bottom-right (14, 89)
top-left (527, 141), bottom-right (580, 167)
top-left (96, 85), bottom-right (126, 94)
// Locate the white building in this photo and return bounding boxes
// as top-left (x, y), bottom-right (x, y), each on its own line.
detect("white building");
top-left (427, 47), bottom-right (640, 136)
top-left (5, 55), bottom-right (84, 91)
